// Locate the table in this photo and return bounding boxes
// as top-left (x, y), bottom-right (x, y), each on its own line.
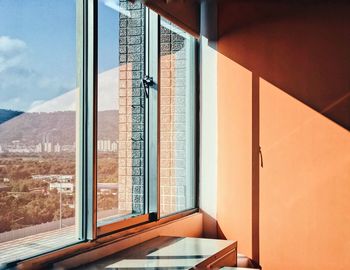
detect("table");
top-left (75, 236), bottom-right (237, 269)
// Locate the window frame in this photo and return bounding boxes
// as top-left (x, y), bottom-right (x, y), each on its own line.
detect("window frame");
top-left (95, 5), bottom-right (158, 237)
top-left (79, 0), bottom-right (98, 241)
top-left (95, 5), bottom-right (199, 236)
top-left (6, 0), bottom-right (199, 267)
top-left (158, 17), bottom-right (198, 217)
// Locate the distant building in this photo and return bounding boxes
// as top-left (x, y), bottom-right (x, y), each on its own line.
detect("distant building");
top-left (57, 175), bottom-right (74, 182)
top-left (111, 141), bottom-right (118, 152)
top-left (9, 148), bottom-right (30, 153)
top-left (105, 140), bottom-right (111, 151)
top-left (97, 183), bottom-right (118, 195)
top-left (61, 145), bottom-right (75, 152)
top-left (49, 182), bottom-right (74, 193)
top-left (35, 143), bottom-right (42, 153)
top-left (97, 140), bottom-right (102, 151)
top-left (97, 140), bottom-right (118, 152)
top-left (29, 187), bottom-right (46, 194)
top-left (44, 142), bottom-right (52, 153)
top-left (32, 174), bottom-right (74, 183)
top-left (54, 143), bottom-right (61, 153)
top-left (12, 140), bottom-right (20, 148)
top-left (0, 183), bottom-right (11, 193)
top-left (32, 175), bottom-right (50, 181)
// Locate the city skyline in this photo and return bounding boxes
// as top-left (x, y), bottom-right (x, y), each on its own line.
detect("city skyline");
top-left (0, 139), bottom-right (118, 154)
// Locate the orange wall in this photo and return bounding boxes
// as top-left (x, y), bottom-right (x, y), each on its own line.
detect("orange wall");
top-left (216, 2), bottom-right (350, 269)
top-left (259, 79), bottom-right (350, 270)
top-left (217, 55), bottom-right (253, 257)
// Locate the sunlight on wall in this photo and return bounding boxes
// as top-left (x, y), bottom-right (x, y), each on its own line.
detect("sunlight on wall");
top-left (217, 52), bottom-right (252, 257)
top-left (260, 78), bottom-right (350, 270)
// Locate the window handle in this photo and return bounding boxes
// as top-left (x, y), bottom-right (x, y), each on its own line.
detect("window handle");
top-left (259, 146), bottom-right (264, 168)
top-left (142, 75), bottom-right (154, 98)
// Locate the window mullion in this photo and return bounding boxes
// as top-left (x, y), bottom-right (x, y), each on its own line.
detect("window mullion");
top-left (147, 9), bottom-right (160, 219)
top-left (78, 0), bottom-right (98, 241)
top-left (87, 0), bottom-right (98, 240)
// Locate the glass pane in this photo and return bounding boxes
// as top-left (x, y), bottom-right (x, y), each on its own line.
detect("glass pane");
top-left (97, 0), bottom-right (146, 226)
top-left (159, 18), bottom-right (196, 216)
top-left (0, 0), bottom-right (79, 263)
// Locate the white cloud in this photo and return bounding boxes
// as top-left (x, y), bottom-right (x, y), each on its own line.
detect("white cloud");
top-left (0, 97), bottom-right (21, 110)
top-left (29, 67), bottom-right (120, 113)
top-left (0, 36), bottom-right (26, 54)
top-left (0, 36), bottom-right (26, 73)
top-left (29, 100), bottom-right (46, 110)
top-left (0, 36), bottom-right (120, 113)
top-left (0, 54), bottom-right (23, 73)
top-left (0, 36), bottom-right (76, 111)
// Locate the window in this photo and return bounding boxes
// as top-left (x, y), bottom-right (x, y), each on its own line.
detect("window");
top-left (0, 0), bottom-right (80, 264)
top-left (159, 18), bottom-right (196, 216)
top-left (96, 0), bottom-right (147, 227)
top-left (0, 0), bottom-right (197, 265)
top-left (96, 0), bottom-right (149, 235)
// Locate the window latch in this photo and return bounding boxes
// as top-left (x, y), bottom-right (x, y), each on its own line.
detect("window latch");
top-left (259, 146), bottom-right (264, 168)
top-left (142, 75), bottom-right (154, 98)
top-left (149, 212), bottom-right (158, 222)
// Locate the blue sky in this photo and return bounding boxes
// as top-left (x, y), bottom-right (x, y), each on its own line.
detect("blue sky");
top-left (0, 0), bottom-right (119, 111)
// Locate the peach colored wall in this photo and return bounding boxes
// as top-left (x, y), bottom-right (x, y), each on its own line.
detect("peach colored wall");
top-left (217, 54), bottom-right (253, 257)
top-left (260, 79), bottom-right (350, 270)
top-left (216, 2), bottom-right (350, 270)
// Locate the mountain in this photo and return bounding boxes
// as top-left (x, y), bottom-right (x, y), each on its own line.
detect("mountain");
top-left (0, 67), bottom-right (121, 147)
top-left (0, 109), bottom-right (23, 125)
top-left (0, 110), bottom-right (118, 145)
top-left (29, 68), bottom-right (120, 113)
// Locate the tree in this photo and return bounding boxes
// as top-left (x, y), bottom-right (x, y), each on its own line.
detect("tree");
top-left (0, 215), bottom-right (12, 233)
top-left (20, 183), bottom-right (29, 192)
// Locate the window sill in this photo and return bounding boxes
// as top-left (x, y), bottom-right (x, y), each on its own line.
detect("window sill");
top-left (0, 209), bottom-right (129, 266)
top-left (18, 209), bottom-right (200, 270)
top-left (0, 225), bottom-right (78, 267)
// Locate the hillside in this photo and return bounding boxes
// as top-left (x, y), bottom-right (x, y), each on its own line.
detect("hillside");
top-left (0, 109), bottom-right (23, 125)
top-left (0, 110), bottom-right (118, 145)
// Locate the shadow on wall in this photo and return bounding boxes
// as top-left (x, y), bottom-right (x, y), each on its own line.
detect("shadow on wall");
top-left (214, 1), bottom-right (350, 270)
top-left (217, 1), bottom-right (350, 131)
top-left (258, 78), bottom-right (350, 270)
